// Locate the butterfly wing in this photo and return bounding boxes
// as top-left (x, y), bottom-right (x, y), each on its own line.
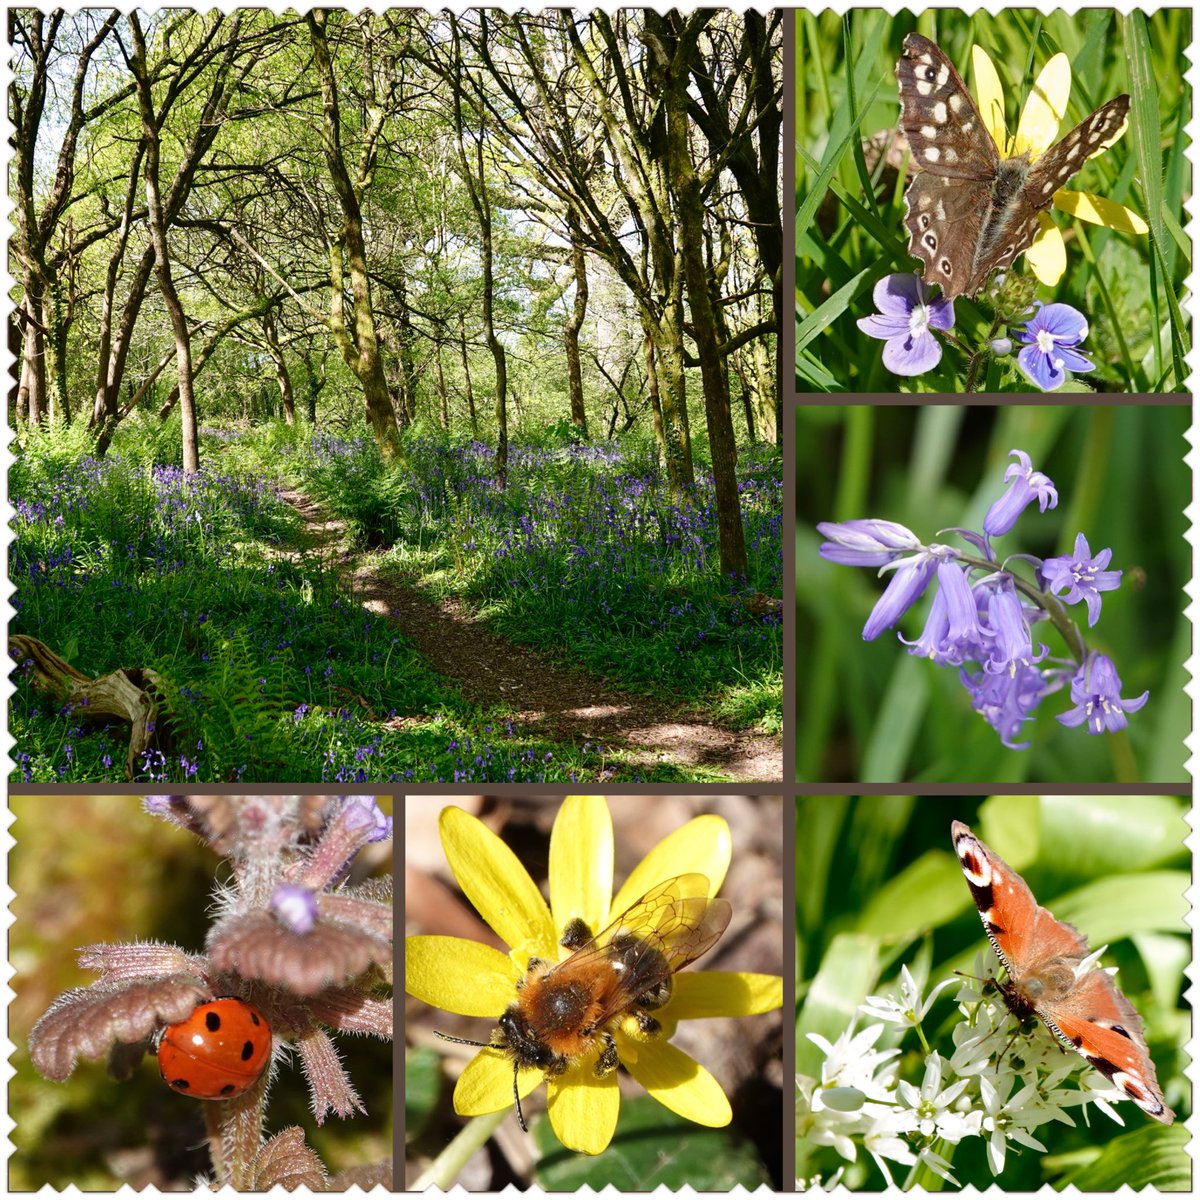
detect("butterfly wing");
top-left (1043, 969), bottom-right (1175, 1124)
top-left (1022, 94), bottom-right (1131, 209)
top-left (897, 34), bottom-right (998, 180)
top-left (952, 820), bottom-right (1175, 1125)
top-left (897, 36), bottom-right (1000, 299)
top-left (952, 820), bottom-right (1060, 975)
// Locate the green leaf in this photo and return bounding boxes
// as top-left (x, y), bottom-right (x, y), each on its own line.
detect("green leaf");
top-left (533, 1095), bottom-right (771, 1189)
top-left (796, 932), bottom-right (884, 1078)
top-left (1055, 1123), bottom-right (1191, 1191)
top-left (404, 1046), bottom-right (442, 1138)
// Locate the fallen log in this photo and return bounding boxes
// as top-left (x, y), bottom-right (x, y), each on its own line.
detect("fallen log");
top-left (9, 634), bottom-right (165, 780)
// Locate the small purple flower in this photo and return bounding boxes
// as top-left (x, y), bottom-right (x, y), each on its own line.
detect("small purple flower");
top-left (1041, 533), bottom-right (1122, 627)
top-left (817, 519), bottom-right (923, 567)
top-left (961, 661), bottom-right (1046, 749)
top-left (1057, 653), bottom-right (1149, 735)
top-left (271, 884), bottom-right (318, 934)
top-left (861, 549), bottom-right (940, 641)
top-left (983, 449), bottom-right (1058, 537)
top-left (857, 273), bottom-right (955, 376)
top-left (1015, 302), bottom-right (1093, 390)
top-left (980, 578), bottom-right (1047, 676)
top-left (901, 561), bottom-right (983, 665)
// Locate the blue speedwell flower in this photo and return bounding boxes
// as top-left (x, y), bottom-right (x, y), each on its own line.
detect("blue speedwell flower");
top-left (817, 448), bottom-right (1145, 750)
top-left (1015, 302), bottom-right (1093, 390)
top-left (1041, 533), bottom-right (1122, 627)
top-left (857, 274), bottom-right (954, 376)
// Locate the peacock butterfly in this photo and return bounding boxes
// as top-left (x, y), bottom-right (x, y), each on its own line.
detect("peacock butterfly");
top-left (952, 820), bottom-right (1174, 1124)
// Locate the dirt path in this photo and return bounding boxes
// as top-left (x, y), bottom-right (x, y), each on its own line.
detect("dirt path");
top-left (277, 490), bottom-right (783, 783)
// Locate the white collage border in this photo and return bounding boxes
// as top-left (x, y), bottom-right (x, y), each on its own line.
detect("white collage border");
top-left (1, 1), bottom-right (1195, 1196)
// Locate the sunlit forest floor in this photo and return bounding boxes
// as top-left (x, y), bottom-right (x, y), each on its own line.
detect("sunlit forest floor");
top-left (11, 420), bottom-right (783, 784)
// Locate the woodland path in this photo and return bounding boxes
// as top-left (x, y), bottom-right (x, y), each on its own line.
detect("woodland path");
top-left (276, 489), bottom-right (783, 783)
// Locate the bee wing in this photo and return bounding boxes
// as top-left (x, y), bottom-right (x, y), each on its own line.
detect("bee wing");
top-left (545, 875), bottom-right (732, 1021)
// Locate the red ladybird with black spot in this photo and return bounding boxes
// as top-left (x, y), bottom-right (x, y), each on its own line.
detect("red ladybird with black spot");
top-left (157, 998), bottom-right (272, 1099)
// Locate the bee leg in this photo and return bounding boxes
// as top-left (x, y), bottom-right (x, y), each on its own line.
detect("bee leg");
top-left (594, 1032), bottom-right (620, 1076)
top-left (512, 1063), bottom-right (528, 1132)
top-left (634, 1011), bottom-right (661, 1036)
top-left (560, 917), bottom-right (593, 950)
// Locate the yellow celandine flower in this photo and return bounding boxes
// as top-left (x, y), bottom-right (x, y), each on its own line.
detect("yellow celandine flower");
top-left (969, 43), bottom-right (1148, 287)
top-left (405, 797), bottom-right (784, 1155)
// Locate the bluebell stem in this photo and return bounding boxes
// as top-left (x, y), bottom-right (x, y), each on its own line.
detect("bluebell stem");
top-left (818, 449), bottom-right (1146, 750)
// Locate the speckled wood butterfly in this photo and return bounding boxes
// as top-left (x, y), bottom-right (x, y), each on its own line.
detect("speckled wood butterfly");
top-left (896, 34), bottom-right (1129, 300)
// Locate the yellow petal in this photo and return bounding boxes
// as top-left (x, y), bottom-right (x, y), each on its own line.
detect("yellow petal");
top-left (971, 44), bottom-right (1008, 154)
top-left (667, 971), bottom-right (785, 1018)
top-left (1055, 189), bottom-right (1149, 234)
top-left (404, 935), bottom-right (517, 1016)
top-left (549, 796), bottom-right (614, 938)
top-left (624, 1040), bottom-right (732, 1127)
top-left (611, 815), bottom-right (733, 915)
top-left (546, 1063), bottom-right (621, 1154)
top-left (453, 1048), bottom-right (541, 1118)
top-left (1014, 52), bottom-right (1071, 159)
top-left (1025, 214), bottom-right (1067, 286)
top-left (439, 805), bottom-right (555, 958)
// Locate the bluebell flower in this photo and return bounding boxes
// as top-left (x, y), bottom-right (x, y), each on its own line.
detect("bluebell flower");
top-left (857, 274), bottom-right (954, 376)
top-left (1041, 533), bottom-right (1122, 627)
top-left (980, 578), bottom-right (1047, 676)
top-left (901, 561), bottom-right (983, 664)
top-left (861, 549), bottom-right (941, 641)
top-left (983, 449), bottom-right (1058, 537)
top-left (817, 519), bottom-right (923, 567)
top-left (960, 661), bottom-right (1045, 749)
top-left (1057, 653), bottom-right (1148, 735)
top-left (1015, 302), bottom-right (1093, 390)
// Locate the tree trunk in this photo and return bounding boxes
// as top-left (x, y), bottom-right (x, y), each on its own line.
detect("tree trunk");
top-left (651, 12), bottom-right (747, 577)
top-left (434, 343), bottom-right (449, 429)
top-left (564, 213), bottom-right (589, 436)
top-left (458, 312), bottom-right (478, 437)
top-left (451, 18), bottom-right (506, 487)
top-left (307, 10), bottom-right (401, 463)
top-left (262, 312), bottom-right (295, 426)
top-left (129, 14), bottom-right (200, 474)
top-left (19, 288), bottom-right (46, 426)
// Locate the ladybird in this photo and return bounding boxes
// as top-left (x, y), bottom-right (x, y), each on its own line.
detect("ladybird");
top-left (157, 998), bottom-right (271, 1100)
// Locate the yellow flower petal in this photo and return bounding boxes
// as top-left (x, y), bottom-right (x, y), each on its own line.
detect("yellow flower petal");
top-left (546, 1063), bottom-right (621, 1154)
top-left (624, 1040), bottom-right (732, 1127)
top-left (404, 935), bottom-right (517, 1016)
top-left (453, 1048), bottom-right (541, 1118)
top-left (1025, 214), bottom-right (1067, 286)
top-left (667, 971), bottom-right (785, 1018)
top-left (439, 806), bottom-right (555, 959)
top-left (611, 815), bottom-right (732, 914)
top-left (1014, 52), bottom-right (1071, 158)
top-left (971, 44), bottom-right (1008, 154)
top-left (549, 796), bottom-right (614, 939)
top-left (1055, 189), bottom-right (1149, 234)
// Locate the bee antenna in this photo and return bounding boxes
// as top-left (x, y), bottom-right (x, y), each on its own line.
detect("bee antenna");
top-left (433, 1029), bottom-right (493, 1049)
top-left (513, 1061), bottom-right (528, 1132)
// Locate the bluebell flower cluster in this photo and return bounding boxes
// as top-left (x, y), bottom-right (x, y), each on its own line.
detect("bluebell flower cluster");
top-left (818, 449), bottom-right (1145, 749)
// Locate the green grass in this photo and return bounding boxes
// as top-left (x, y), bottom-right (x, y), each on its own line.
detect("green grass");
top-left (12, 420), bottom-right (779, 783)
top-left (796, 9), bottom-right (1190, 392)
